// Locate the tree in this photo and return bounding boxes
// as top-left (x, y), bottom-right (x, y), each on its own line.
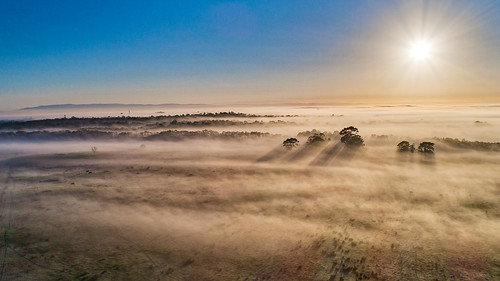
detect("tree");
top-left (339, 126), bottom-right (359, 137)
top-left (418, 142), bottom-right (435, 153)
top-left (344, 134), bottom-right (364, 147)
top-left (397, 141), bottom-right (415, 152)
top-left (307, 133), bottom-right (326, 145)
top-left (283, 138), bottom-right (300, 149)
top-left (339, 126), bottom-right (364, 147)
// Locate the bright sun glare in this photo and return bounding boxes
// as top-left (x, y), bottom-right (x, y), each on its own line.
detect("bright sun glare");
top-left (410, 41), bottom-right (432, 61)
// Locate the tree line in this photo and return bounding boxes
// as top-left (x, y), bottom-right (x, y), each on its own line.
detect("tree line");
top-left (283, 126), bottom-right (437, 154)
top-left (283, 126), bottom-right (366, 149)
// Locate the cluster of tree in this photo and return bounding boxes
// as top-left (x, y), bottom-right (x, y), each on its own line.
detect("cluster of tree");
top-left (0, 116), bottom-right (152, 130)
top-left (0, 129), bottom-right (273, 141)
top-left (307, 133), bottom-right (329, 145)
top-left (172, 112), bottom-right (296, 118)
top-left (397, 141), bottom-right (435, 153)
top-left (1, 118), bottom-right (290, 132)
top-left (162, 112), bottom-right (297, 118)
top-left (339, 126), bottom-right (365, 147)
top-left (166, 119), bottom-right (293, 128)
top-left (296, 129), bottom-right (339, 140)
top-left (436, 138), bottom-right (500, 152)
top-left (0, 112), bottom-right (296, 132)
top-left (0, 129), bottom-right (125, 140)
top-left (145, 130), bottom-right (272, 141)
top-left (283, 126), bottom-right (365, 149)
top-left (190, 112), bottom-right (256, 117)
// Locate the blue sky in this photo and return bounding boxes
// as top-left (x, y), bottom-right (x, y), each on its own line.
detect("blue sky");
top-left (1, 0), bottom-right (500, 109)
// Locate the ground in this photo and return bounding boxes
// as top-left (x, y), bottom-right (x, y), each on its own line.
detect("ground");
top-left (0, 106), bottom-right (499, 280)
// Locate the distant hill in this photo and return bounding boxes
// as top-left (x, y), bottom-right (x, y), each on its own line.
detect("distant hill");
top-left (20, 103), bottom-right (207, 110)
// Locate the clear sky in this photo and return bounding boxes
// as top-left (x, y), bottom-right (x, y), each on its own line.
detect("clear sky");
top-left (1, 0), bottom-right (500, 110)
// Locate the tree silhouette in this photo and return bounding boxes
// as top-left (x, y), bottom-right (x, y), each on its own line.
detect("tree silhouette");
top-left (344, 134), bottom-right (364, 147)
top-left (418, 142), bottom-right (435, 153)
top-left (339, 126), bottom-right (359, 137)
top-left (397, 141), bottom-right (415, 152)
top-left (283, 138), bottom-right (300, 149)
top-left (339, 126), bottom-right (364, 147)
top-left (307, 133), bottom-right (327, 145)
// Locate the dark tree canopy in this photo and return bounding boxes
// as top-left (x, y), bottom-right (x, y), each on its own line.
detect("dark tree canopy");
top-left (397, 141), bottom-right (415, 152)
top-left (339, 126), bottom-right (359, 136)
top-left (339, 126), bottom-right (364, 147)
top-left (418, 142), bottom-right (435, 153)
top-left (283, 138), bottom-right (300, 149)
top-left (307, 133), bottom-right (327, 145)
top-left (342, 134), bottom-right (364, 147)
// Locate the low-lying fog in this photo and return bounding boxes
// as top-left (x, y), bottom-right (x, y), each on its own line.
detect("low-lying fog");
top-left (2, 104), bottom-right (499, 140)
top-left (0, 105), bottom-right (499, 280)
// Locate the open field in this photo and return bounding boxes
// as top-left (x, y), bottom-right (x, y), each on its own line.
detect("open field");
top-left (0, 106), bottom-right (499, 280)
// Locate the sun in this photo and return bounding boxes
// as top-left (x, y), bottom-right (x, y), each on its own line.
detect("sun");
top-left (409, 41), bottom-right (432, 61)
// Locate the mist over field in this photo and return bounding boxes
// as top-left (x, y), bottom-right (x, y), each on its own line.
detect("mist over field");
top-left (0, 105), bottom-right (499, 280)
top-left (3, 0), bottom-right (500, 279)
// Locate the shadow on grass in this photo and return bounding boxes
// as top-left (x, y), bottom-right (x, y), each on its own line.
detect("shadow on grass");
top-left (309, 142), bottom-right (344, 166)
top-left (285, 142), bottom-right (326, 164)
top-left (256, 145), bottom-right (287, 163)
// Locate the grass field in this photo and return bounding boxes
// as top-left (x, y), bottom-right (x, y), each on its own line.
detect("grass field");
top-left (0, 106), bottom-right (499, 280)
